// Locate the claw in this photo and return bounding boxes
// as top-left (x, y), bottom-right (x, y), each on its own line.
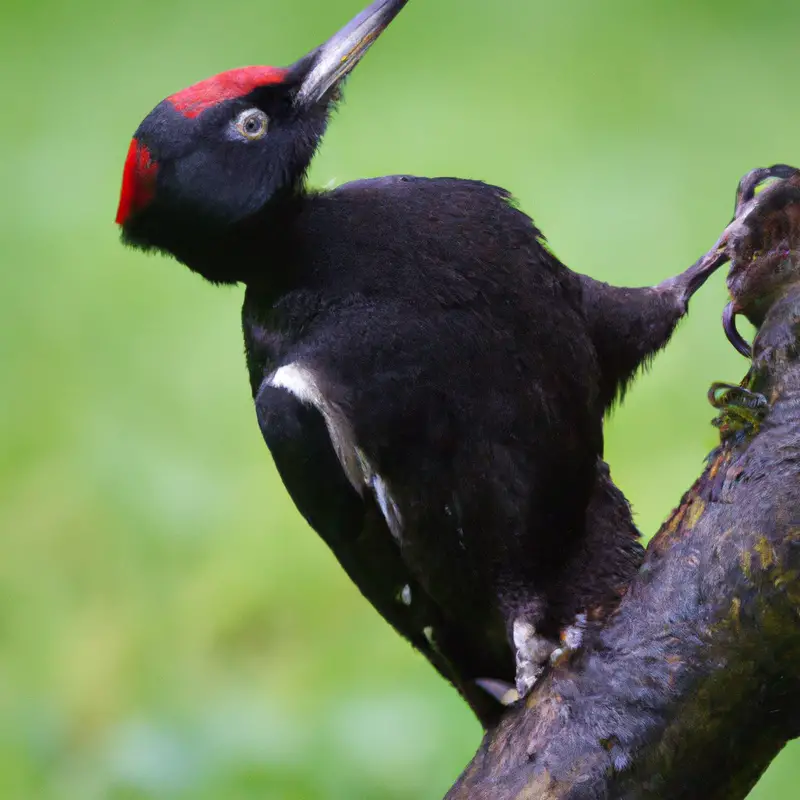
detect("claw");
top-left (723, 302), bottom-right (752, 358)
top-left (734, 164), bottom-right (798, 216)
top-left (709, 380), bottom-right (768, 442)
top-left (708, 382), bottom-right (767, 411)
top-left (475, 678), bottom-right (519, 706)
top-left (550, 612), bottom-right (588, 667)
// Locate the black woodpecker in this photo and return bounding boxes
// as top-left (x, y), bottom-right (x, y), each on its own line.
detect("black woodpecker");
top-left (116, 0), bottom-right (725, 725)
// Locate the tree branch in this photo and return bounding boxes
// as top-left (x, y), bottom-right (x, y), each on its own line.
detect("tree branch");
top-left (446, 170), bottom-right (800, 799)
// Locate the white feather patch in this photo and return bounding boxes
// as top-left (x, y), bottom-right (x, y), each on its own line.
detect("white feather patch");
top-left (270, 363), bottom-right (363, 492)
top-left (371, 473), bottom-right (403, 543)
top-left (268, 363), bottom-right (403, 540)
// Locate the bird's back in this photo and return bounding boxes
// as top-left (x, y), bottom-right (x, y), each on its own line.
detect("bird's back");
top-left (244, 176), bottom-right (605, 633)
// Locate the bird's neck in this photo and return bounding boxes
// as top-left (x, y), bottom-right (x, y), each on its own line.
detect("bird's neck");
top-left (165, 186), bottom-right (310, 288)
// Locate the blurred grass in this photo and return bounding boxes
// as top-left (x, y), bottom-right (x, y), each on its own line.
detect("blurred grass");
top-left (1, 0), bottom-right (799, 796)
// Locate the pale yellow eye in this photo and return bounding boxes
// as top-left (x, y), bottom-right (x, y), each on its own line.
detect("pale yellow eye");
top-left (234, 108), bottom-right (269, 141)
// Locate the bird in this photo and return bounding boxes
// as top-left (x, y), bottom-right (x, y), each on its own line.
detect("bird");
top-left (115, 0), bottom-right (726, 726)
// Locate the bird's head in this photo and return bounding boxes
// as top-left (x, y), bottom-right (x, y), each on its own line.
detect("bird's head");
top-left (116, 0), bottom-right (407, 283)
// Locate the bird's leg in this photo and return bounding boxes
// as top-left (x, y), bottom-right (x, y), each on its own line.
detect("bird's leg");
top-left (655, 236), bottom-right (730, 310)
top-left (581, 237), bottom-right (731, 411)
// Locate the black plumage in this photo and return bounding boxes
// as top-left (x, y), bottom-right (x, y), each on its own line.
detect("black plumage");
top-left (116, 0), bottom-right (723, 725)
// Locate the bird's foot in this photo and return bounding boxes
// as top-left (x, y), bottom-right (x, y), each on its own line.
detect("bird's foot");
top-left (549, 612), bottom-right (588, 667)
top-left (708, 382), bottom-right (769, 442)
top-left (512, 619), bottom-right (556, 697)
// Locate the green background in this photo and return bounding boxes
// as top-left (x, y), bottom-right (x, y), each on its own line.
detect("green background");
top-left (2, 0), bottom-right (799, 796)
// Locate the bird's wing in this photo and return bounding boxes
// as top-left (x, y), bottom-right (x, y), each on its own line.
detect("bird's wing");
top-left (255, 381), bottom-right (505, 727)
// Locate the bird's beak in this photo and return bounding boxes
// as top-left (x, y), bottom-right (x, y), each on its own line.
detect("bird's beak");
top-left (293, 0), bottom-right (408, 108)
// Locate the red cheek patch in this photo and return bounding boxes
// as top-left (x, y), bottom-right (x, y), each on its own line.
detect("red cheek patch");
top-left (116, 139), bottom-right (159, 225)
top-left (167, 66), bottom-right (288, 119)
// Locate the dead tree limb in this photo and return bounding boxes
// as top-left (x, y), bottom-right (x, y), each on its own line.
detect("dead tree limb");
top-left (446, 168), bottom-right (800, 799)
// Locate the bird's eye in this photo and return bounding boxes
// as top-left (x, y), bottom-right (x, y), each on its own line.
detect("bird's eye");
top-left (234, 108), bottom-right (269, 141)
